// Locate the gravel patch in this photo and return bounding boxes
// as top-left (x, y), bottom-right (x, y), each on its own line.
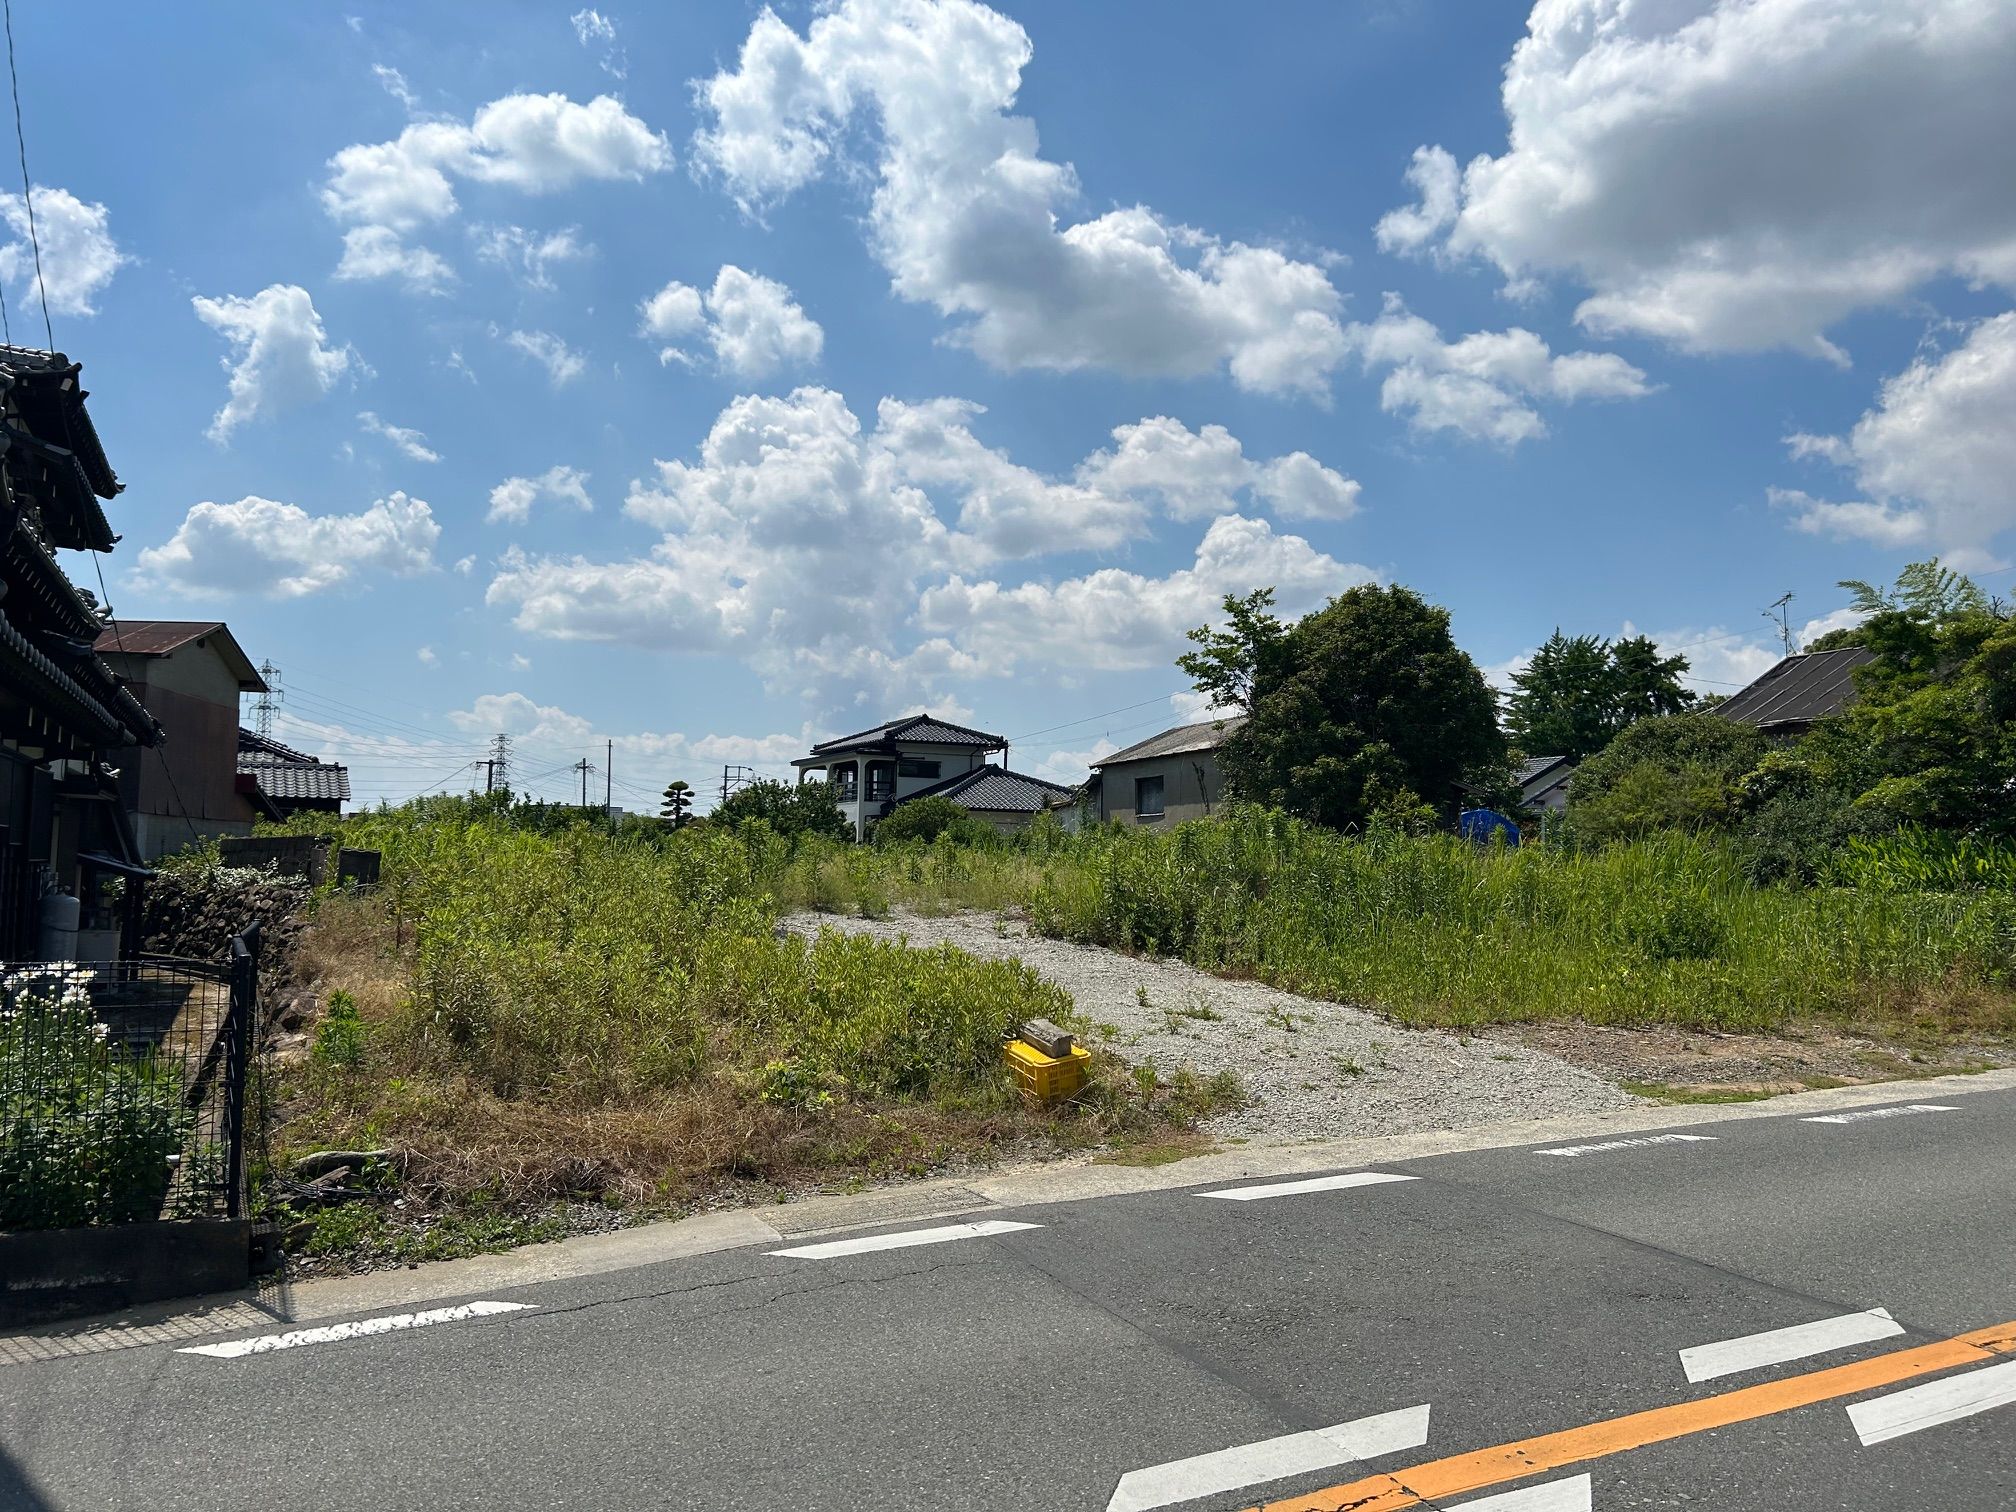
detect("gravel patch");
top-left (786, 910), bottom-right (1636, 1142)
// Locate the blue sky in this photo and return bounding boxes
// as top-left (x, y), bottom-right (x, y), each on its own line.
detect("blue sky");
top-left (21, 1), bottom-right (2016, 806)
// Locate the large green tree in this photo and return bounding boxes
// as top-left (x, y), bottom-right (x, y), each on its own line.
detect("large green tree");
top-left (1505, 631), bottom-right (1693, 762)
top-left (1181, 585), bottom-right (1503, 830)
top-left (712, 779), bottom-right (851, 842)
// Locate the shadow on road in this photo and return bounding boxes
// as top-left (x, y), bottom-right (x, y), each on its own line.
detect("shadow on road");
top-left (0, 1445), bottom-right (55, 1512)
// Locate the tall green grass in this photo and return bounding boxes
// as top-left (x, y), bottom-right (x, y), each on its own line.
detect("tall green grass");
top-left (291, 807), bottom-right (1069, 1105)
top-left (790, 810), bottom-right (2016, 1034)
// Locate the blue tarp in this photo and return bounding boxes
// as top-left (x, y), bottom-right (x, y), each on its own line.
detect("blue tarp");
top-left (1458, 808), bottom-right (1520, 846)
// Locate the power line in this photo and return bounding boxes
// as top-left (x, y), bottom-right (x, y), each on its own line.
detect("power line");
top-left (2, 0), bottom-right (52, 351)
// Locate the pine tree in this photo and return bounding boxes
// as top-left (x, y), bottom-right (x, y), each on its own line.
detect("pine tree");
top-left (660, 779), bottom-right (694, 828)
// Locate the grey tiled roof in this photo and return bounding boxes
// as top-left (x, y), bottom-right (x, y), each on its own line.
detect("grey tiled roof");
top-left (1094, 717), bottom-right (1245, 768)
top-left (1716, 647), bottom-right (1873, 729)
top-left (240, 756), bottom-right (351, 803)
top-left (1516, 755), bottom-right (1570, 786)
top-left (899, 763), bottom-right (1070, 814)
top-left (808, 713), bottom-right (1006, 755)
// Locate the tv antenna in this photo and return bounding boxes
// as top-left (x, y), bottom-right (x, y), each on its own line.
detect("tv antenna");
top-left (1763, 592), bottom-right (1796, 657)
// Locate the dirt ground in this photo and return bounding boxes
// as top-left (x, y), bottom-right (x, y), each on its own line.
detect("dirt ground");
top-left (1483, 1020), bottom-right (2010, 1100)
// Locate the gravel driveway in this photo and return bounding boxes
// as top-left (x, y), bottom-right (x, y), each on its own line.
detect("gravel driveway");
top-left (785, 910), bottom-right (1635, 1142)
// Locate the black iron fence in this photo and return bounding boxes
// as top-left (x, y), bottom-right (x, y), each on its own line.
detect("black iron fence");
top-left (0, 923), bottom-right (263, 1231)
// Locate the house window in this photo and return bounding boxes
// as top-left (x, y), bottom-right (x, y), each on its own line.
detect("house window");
top-left (832, 762), bottom-right (859, 801)
top-left (866, 762), bottom-right (895, 802)
top-left (898, 758), bottom-right (940, 779)
top-left (1135, 774), bottom-right (1165, 821)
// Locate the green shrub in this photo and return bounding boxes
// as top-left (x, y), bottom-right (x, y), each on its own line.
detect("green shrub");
top-left (871, 796), bottom-right (998, 847)
top-left (0, 967), bottom-right (189, 1229)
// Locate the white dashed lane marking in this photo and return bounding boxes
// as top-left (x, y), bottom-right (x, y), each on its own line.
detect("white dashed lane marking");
top-left (1679, 1307), bottom-right (1904, 1383)
top-left (767, 1219), bottom-right (1040, 1259)
top-left (1105, 1404), bottom-right (1430, 1512)
top-left (177, 1301), bottom-right (531, 1358)
top-left (1847, 1359), bottom-right (2016, 1445)
top-left (1197, 1171), bottom-right (1418, 1201)
top-left (1535, 1134), bottom-right (1715, 1158)
top-left (1449, 1473), bottom-right (1593, 1511)
top-left (1802, 1104), bottom-right (1958, 1125)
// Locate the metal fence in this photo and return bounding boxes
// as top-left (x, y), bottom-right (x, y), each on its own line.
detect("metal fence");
top-left (0, 923), bottom-right (262, 1230)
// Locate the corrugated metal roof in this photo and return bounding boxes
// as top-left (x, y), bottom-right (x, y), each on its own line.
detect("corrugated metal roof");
top-left (94, 621), bottom-right (266, 691)
top-left (807, 712), bottom-right (1005, 755)
top-left (92, 620), bottom-right (226, 657)
top-left (899, 763), bottom-right (1070, 814)
top-left (1716, 647), bottom-right (1873, 729)
top-left (1094, 717), bottom-right (1245, 768)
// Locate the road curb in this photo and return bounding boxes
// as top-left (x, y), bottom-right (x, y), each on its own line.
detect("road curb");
top-left (11, 1065), bottom-right (2014, 1349)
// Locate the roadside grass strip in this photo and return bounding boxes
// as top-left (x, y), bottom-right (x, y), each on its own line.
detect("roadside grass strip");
top-left (176, 1301), bottom-right (531, 1359)
top-left (1846, 1359), bottom-right (2016, 1445)
top-left (1680, 1307), bottom-right (1905, 1383)
top-left (1801, 1104), bottom-right (1958, 1125)
top-left (1244, 1318), bottom-right (2016, 1511)
top-left (1449, 1475), bottom-right (1592, 1512)
top-left (1107, 1405), bottom-right (1429, 1512)
top-left (1535, 1134), bottom-right (1715, 1158)
top-left (1198, 1171), bottom-right (1419, 1201)
top-left (767, 1219), bottom-right (1040, 1259)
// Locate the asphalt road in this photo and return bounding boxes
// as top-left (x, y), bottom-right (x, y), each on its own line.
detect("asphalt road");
top-left (3, 1086), bottom-right (2013, 1510)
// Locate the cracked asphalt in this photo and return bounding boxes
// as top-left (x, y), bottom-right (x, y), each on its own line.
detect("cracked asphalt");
top-left (2, 1085), bottom-right (2012, 1510)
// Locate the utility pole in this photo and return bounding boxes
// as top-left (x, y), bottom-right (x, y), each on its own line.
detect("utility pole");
top-left (488, 733), bottom-right (512, 794)
top-left (574, 756), bottom-right (596, 807)
top-left (604, 738), bottom-right (612, 815)
top-left (252, 660), bottom-right (282, 738)
top-left (719, 764), bottom-right (757, 806)
top-left (1763, 592), bottom-right (1796, 657)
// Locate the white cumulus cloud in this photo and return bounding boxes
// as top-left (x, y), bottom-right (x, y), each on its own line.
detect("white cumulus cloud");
top-left (639, 265), bottom-right (823, 379)
top-left (1077, 415), bottom-right (1361, 522)
top-left (692, 0), bottom-right (1348, 397)
top-left (136, 491), bottom-right (440, 597)
top-left (1345, 295), bottom-right (1653, 446)
top-left (484, 386), bottom-right (1367, 711)
top-left (488, 464), bottom-right (592, 524)
top-left (323, 90), bottom-right (669, 285)
top-left (1774, 312), bottom-right (2016, 564)
top-left (333, 226), bottom-right (454, 294)
top-left (192, 284), bottom-right (356, 443)
top-left (1377, 0), bottom-right (2016, 361)
top-left (0, 186), bottom-right (127, 317)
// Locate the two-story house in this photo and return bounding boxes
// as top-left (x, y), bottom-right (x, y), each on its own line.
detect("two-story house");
top-left (791, 713), bottom-right (1067, 839)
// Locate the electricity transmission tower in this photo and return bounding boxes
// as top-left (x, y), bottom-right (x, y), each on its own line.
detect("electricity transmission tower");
top-left (251, 660), bottom-right (283, 737)
top-left (485, 733), bottom-right (512, 794)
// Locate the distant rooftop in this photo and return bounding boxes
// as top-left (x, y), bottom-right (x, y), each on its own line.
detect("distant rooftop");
top-left (1094, 717), bottom-right (1245, 769)
top-left (1716, 647), bottom-right (1873, 730)
top-left (802, 713), bottom-right (1006, 758)
top-left (900, 762), bottom-right (1070, 814)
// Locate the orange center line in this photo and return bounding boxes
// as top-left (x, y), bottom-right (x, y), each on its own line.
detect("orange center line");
top-left (1250, 1320), bottom-right (2016, 1512)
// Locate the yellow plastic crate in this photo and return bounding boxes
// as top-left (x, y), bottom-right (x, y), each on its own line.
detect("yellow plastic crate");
top-left (1003, 1037), bottom-right (1091, 1105)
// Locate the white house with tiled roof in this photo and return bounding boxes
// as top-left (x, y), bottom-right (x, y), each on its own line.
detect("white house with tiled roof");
top-left (791, 713), bottom-right (1067, 839)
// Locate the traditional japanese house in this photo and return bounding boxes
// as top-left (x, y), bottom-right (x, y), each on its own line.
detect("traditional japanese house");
top-left (0, 346), bottom-right (161, 957)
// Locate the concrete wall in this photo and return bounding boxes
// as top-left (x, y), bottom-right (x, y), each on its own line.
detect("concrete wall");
top-left (1097, 751), bottom-right (1226, 828)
